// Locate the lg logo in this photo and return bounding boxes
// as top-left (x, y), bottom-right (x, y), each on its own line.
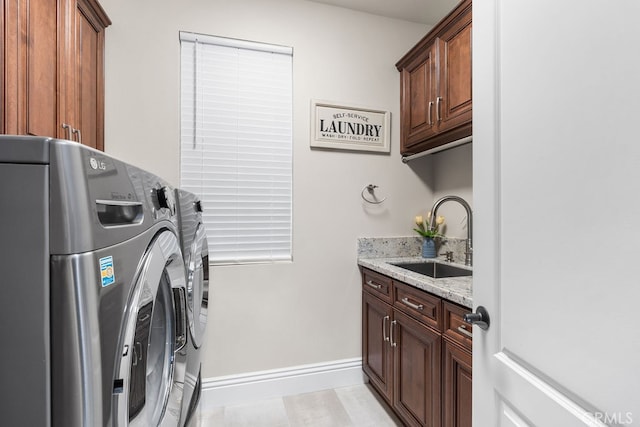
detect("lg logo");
top-left (89, 157), bottom-right (106, 170)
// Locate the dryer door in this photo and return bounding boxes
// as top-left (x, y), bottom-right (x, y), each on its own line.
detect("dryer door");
top-left (186, 223), bottom-right (209, 348)
top-left (114, 230), bottom-right (187, 426)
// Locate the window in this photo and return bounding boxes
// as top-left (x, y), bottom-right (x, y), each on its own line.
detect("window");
top-left (180, 32), bottom-right (293, 263)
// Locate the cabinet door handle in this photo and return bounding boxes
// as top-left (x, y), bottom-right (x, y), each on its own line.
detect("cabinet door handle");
top-left (61, 123), bottom-right (72, 140)
top-left (401, 297), bottom-right (424, 311)
top-left (72, 128), bottom-right (82, 145)
top-left (427, 101), bottom-right (433, 126)
top-left (457, 325), bottom-right (473, 338)
top-left (366, 280), bottom-right (382, 290)
top-left (436, 96), bottom-right (442, 122)
top-left (390, 320), bottom-right (397, 347)
top-left (382, 315), bottom-right (390, 342)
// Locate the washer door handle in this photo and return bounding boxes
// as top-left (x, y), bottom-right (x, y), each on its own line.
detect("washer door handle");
top-left (132, 342), bottom-right (143, 366)
top-left (173, 288), bottom-right (187, 351)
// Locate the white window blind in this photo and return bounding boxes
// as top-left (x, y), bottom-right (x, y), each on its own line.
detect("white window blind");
top-left (180, 32), bottom-right (293, 263)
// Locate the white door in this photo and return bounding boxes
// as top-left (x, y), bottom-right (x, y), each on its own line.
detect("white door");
top-left (473, 1), bottom-right (640, 426)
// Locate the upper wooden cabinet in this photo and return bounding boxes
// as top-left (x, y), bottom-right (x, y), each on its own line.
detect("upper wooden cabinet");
top-left (1, 0), bottom-right (111, 150)
top-left (396, 0), bottom-right (472, 156)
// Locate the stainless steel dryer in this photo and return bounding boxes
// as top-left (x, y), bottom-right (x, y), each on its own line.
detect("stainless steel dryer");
top-left (174, 189), bottom-right (209, 425)
top-left (0, 136), bottom-right (187, 426)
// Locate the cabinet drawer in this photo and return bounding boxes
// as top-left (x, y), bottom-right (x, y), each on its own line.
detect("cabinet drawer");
top-left (362, 268), bottom-right (393, 303)
top-left (443, 301), bottom-right (472, 351)
top-left (393, 281), bottom-right (442, 331)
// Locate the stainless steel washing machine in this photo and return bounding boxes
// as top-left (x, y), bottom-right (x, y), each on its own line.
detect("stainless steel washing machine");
top-left (175, 189), bottom-right (209, 425)
top-left (0, 136), bottom-right (187, 426)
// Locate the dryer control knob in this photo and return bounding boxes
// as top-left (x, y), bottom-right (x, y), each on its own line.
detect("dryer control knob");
top-left (155, 186), bottom-right (175, 212)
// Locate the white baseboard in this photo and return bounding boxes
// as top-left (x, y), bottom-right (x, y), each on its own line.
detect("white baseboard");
top-left (200, 357), bottom-right (366, 409)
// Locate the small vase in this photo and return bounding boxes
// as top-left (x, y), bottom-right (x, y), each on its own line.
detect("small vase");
top-left (422, 237), bottom-right (436, 258)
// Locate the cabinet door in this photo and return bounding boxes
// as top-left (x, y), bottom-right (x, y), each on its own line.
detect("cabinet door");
top-left (362, 291), bottom-right (393, 402)
top-left (437, 4), bottom-right (472, 134)
top-left (400, 44), bottom-right (438, 153)
top-left (393, 309), bottom-right (441, 427)
top-left (69, 0), bottom-right (108, 150)
top-left (443, 339), bottom-right (472, 427)
top-left (3, 0), bottom-right (64, 137)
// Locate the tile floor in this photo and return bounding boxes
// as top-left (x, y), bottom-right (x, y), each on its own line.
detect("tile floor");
top-left (189, 384), bottom-right (402, 427)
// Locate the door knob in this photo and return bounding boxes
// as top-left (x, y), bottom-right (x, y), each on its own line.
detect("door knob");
top-left (463, 306), bottom-right (490, 330)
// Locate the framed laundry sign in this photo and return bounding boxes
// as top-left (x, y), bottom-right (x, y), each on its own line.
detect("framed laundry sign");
top-left (310, 100), bottom-right (391, 153)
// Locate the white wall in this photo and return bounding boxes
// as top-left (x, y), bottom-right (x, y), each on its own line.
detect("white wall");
top-left (100, 0), bottom-right (442, 377)
top-left (430, 144), bottom-right (473, 239)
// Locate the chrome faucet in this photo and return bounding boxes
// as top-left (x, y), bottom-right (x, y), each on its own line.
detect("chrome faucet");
top-left (429, 195), bottom-right (473, 266)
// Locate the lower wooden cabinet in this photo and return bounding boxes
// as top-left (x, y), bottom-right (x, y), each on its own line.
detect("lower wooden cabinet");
top-left (362, 290), bottom-right (393, 401)
top-left (393, 309), bottom-right (442, 427)
top-left (361, 267), bottom-right (472, 427)
top-left (443, 339), bottom-right (472, 427)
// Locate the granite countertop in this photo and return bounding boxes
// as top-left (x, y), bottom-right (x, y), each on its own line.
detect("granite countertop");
top-left (357, 237), bottom-right (473, 309)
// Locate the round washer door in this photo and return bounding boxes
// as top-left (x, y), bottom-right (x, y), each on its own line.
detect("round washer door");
top-left (113, 230), bottom-right (187, 426)
top-left (186, 222), bottom-right (209, 348)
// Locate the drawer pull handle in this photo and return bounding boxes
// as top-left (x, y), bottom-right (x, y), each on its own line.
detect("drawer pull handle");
top-left (457, 325), bottom-right (473, 338)
top-left (382, 316), bottom-right (390, 342)
top-left (401, 297), bottom-right (424, 311)
top-left (366, 280), bottom-right (382, 290)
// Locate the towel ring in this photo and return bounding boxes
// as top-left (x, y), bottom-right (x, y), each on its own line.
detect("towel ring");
top-left (361, 184), bottom-right (386, 204)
